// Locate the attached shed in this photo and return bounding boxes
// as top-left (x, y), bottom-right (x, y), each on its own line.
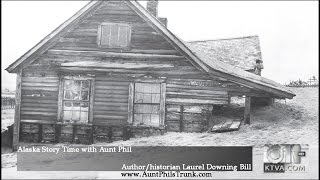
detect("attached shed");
top-left (6, 1), bottom-right (295, 149)
top-left (187, 36), bottom-right (273, 106)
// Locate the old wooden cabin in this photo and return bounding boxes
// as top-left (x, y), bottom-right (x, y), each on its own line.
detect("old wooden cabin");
top-left (6, 1), bottom-right (295, 149)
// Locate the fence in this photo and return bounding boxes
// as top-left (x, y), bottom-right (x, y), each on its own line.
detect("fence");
top-left (286, 77), bottom-right (319, 88)
top-left (286, 84), bottom-right (319, 88)
top-left (1, 97), bottom-right (15, 109)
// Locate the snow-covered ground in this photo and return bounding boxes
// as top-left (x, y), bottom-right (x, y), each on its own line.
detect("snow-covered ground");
top-left (1, 109), bottom-right (14, 132)
top-left (1, 88), bottom-right (319, 179)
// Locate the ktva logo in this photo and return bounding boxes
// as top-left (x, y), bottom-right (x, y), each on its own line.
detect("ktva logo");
top-left (263, 144), bottom-right (307, 173)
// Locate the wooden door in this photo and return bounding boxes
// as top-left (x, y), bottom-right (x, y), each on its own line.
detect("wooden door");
top-left (132, 83), bottom-right (164, 127)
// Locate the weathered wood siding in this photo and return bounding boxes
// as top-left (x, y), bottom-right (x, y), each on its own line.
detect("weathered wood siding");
top-left (166, 104), bottom-right (213, 132)
top-left (164, 78), bottom-right (227, 132)
top-left (93, 77), bottom-right (130, 126)
top-left (52, 1), bottom-right (178, 55)
top-left (166, 78), bottom-right (230, 105)
top-left (19, 0), bottom-right (254, 132)
top-left (165, 104), bottom-right (181, 132)
top-left (20, 68), bottom-right (59, 123)
top-left (164, 78), bottom-right (251, 132)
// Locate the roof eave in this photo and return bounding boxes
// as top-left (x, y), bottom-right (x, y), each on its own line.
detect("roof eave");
top-left (5, 66), bottom-right (15, 73)
top-left (5, 0), bottom-right (100, 74)
top-left (5, 1), bottom-right (295, 100)
top-left (208, 69), bottom-right (296, 99)
top-left (129, 1), bottom-right (295, 99)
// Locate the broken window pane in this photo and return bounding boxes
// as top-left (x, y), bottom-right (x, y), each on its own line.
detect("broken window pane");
top-left (81, 91), bottom-right (89, 101)
top-left (62, 78), bottom-right (91, 124)
top-left (74, 81), bottom-right (81, 90)
top-left (64, 80), bottom-right (73, 90)
top-left (64, 91), bottom-right (73, 100)
top-left (73, 91), bottom-right (81, 100)
top-left (81, 81), bottom-right (90, 90)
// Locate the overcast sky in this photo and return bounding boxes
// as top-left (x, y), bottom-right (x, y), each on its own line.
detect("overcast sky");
top-left (2, 1), bottom-right (318, 90)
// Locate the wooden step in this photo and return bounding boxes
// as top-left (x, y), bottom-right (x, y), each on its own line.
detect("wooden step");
top-left (211, 117), bottom-right (242, 132)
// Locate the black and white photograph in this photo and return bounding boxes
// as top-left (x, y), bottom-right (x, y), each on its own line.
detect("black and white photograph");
top-left (1, 0), bottom-right (319, 179)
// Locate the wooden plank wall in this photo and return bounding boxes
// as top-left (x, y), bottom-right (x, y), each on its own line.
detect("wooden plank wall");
top-left (27, 0), bottom-right (215, 94)
top-left (166, 78), bottom-right (231, 105)
top-left (166, 104), bottom-right (213, 132)
top-left (51, 1), bottom-right (179, 55)
top-left (20, 67), bottom-right (59, 124)
top-left (19, 67), bottom-right (251, 129)
top-left (164, 78), bottom-right (245, 132)
top-left (93, 76), bottom-right (130, 126)
top-left (166, 104), bottom-right (181, 132)
top-left (17, 0), bottom-right (256, 135)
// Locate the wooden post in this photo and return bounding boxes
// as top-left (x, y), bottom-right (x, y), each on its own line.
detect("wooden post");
top-left (159, 83), bottom-right (166, 128)
top-left (244, 96), bottom-right (251, 124)
top-left (57, 76), bottom-right (64, 122)
top-left (270, 98), bottom-right (275, 105)
top-left (89, 79), bottom-right (95, 123)
top-left (12, 70), bottom-right (22, 151)
top-left (128, 83), bottom-right (134, 124)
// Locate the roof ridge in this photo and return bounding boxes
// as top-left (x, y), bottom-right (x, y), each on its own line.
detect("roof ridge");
top-left (187, 35), bottom-right (259, 43)
top-left (5, 1), bottom-right (101, 73)
top-left (5, 1), bottom-right (294, 99)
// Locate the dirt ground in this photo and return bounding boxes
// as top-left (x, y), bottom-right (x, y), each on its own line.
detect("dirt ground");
top-left (1, 87), bottom-right (319, 179)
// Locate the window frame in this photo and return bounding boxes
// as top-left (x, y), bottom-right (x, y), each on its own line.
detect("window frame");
top-left (97, 22), bottom-right (132, 50)
top-left (57, 75), bottom-right (95, 124)
top-left (128, 82), bottom-right (166, 129)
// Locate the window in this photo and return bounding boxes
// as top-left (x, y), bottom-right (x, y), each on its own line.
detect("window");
top-left (97, 23), bottom-right (131, 49)
top-left (132, 83), bottom-right (164, 127)
top-left (60, 77), bottom-right (92, 124)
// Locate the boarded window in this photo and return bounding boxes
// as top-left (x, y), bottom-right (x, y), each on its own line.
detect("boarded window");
top-left (62, 79), bottom-right (91, 124)
top-left (98, 23), bottom-right (131, 49)
top-left (133, 83), bottom-right (161, 127)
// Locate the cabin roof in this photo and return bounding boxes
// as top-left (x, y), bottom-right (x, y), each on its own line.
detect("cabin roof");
top-left (187, 36), bottom-right (262, 71)
top-left (5, 1), bottom-right (295, 99)
top-left (183, 41), bottom-right (294, 97)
